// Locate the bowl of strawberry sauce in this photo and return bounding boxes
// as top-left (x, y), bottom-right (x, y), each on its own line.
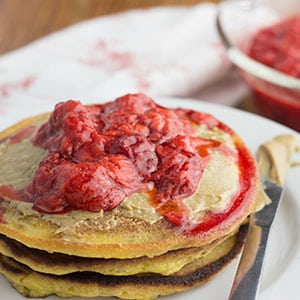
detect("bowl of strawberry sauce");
top-left (244, 15), bottom-right (300, 131)
top-left (217, 0), bottom-right (300, 131)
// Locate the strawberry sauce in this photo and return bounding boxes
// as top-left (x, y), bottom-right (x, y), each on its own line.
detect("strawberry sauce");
top-left (0, 94), bottom-right (257, 234)
top-left (246, 15), bottom-right (300, 131)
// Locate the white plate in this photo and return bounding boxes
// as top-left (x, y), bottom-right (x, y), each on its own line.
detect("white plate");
top-left (1, 97), bottom-right (300, 300)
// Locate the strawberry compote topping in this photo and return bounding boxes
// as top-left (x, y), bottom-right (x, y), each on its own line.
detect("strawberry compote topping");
top-left (1, 94), bottom-right (257, 233)
top-left (29, 94), bottom-right (209, 213)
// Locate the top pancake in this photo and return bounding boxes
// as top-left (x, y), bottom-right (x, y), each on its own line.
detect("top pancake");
top-left (0, 97), bottom-right (259, 259)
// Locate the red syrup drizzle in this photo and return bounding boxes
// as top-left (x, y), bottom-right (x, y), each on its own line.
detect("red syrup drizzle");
top-left (0, 185), bottom-right (29, 202)
top-left (0, 125), bottom-right (36, 145)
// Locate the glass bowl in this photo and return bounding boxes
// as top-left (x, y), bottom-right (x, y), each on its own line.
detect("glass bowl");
top-left (217, 0), bottom-right (300, 131)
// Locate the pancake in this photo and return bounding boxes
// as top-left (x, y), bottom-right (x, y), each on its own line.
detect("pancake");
top-left (0, 224), bottom-right (248, 300)
top-left (0, 94), bottom-right (263, 299)
top-left (0, 226), bottom-right (241, 276)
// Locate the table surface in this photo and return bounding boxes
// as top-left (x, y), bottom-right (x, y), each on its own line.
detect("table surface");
top-left (0, 0), bottom-right (219, 55)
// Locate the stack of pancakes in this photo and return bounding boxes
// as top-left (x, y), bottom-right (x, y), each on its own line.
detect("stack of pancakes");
top-left (0, 226), bottom-right (248, 299)
top-left (0, 99), bottom-right (261, 299)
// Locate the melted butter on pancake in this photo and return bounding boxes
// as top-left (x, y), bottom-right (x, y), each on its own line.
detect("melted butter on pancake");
top-left (119, 193), bottom-right (162, 224)
top-left (184, 151), bottom-right (239, 217)
top-left (0, 141), bottom-right (46, 190)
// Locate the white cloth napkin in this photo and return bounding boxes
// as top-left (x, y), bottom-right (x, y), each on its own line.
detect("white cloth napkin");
top-left (0, 2), bottom-right (279, 130)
